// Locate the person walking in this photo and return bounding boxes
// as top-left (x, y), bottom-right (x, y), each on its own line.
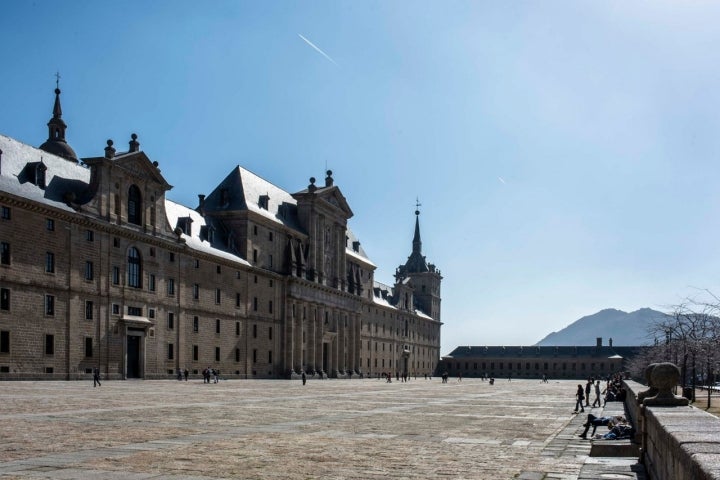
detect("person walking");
top-left (585, 379), bottom-right (593, 407)
top-left (93, 366), bottom-right (101, 387)
top-left (592, 380), bottom-right (602, 407)
top-left (574, 384), bottom-right (585, 413)
top-left (302, 371), bottom-right (307, 386)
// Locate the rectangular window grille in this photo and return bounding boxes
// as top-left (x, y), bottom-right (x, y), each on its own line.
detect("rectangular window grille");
top-left (46, 219), bottom-right (54, 231)
top-left (167, 278), bottom-right (175, 296)
top-left (0, 288), bottom-right (9, 310)
top-left (149, 274), bottom-right (156, 291)
top-left (45, 295), bottom-right (55, 316)
top-left (193, 284), bottom-right (199, 299)
top-left (215, 288), bottom-right (221, 304)
top-left (85, 261), bottom-right (94, 281)
top-left (112, 266), bottom-right (120, 285)
top-left (0, 242), bottom-right (9, 265)
top-left (193, 316), bottom-right (199, 332)
top-left (1, 206), bottom-right (10, 220)
top-left (45, 252), bottom-right (55, 273)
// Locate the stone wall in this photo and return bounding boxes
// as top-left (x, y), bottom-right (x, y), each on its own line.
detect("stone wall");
top-left (624, 379), bottom-right (720, 479)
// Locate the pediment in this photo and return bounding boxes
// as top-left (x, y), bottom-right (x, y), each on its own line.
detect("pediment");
top-left (114, 152), bottom-right (172, 190)
top-left (316, 187), bottom-right (354, 218)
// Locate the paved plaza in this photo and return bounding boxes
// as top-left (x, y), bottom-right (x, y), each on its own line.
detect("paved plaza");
top-left (0, 378), bottom-right (616, 479)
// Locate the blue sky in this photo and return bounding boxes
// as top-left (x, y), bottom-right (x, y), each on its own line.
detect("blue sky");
top-left (2, 1), bottom-right (720, 354)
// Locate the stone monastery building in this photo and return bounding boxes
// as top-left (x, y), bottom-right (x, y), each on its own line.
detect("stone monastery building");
top-left (0, 87), bottom-right (443, 380)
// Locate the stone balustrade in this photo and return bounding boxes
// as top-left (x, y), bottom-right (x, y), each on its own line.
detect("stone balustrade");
top-left (624, 362), bottom-right (720, 480)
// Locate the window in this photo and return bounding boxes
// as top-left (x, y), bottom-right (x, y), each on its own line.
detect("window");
top-left (168, 343), bottom-right (174, 360)
top-left (268, 300), bottom-right (273, 314)
top-left (149, 274), bottom-right (156, 292)
top-left (45, 295), bottom-right (55, 316)
top-left (193, 316), bottom-right (199, 332)
top-left (216, 265), bottom-right (221, 274)
top-left (268, 350), bottom-right (273, 364)
top-left (193, 284), bottom-right (199, 299)
top-left (235, 348), bottom-right (240, 362)
top-left (128, 185), bottom-right (142, 225)
top-left (215, 288), bottom-right (221, 304)
top-left (0, 288), bottom-right (9, 310)
top-left (85, 261), bottom-right (94, 281)
top-left (269, 254), bottom-right (273, 268)
top-left (215, 319), bottom-right (220, 334)
top-left (113, 237), bottom-right (119, 248)
top-left (253, 297), bottom-right (258, 311)
top-left (253, 324), bottom-right (257, 338)
top-left (85, 301), bottom-right (93, 320)
top-left (253, 249), bottom-right (258, 262)
top-left (168, 312), bottom-right (174, 330)
top-left (167, 278), bottom-right (175, 296)
top-left (269, 231), bottom-right (273, 241)
top-left (1, 206), bottom-right (10, 220)
top-left (253, 349), bottom-right (257, 363)
top-left (149, 247), bottom-right (155, 257)
top-left (112, 304), bottom-right (120, 315)
top-left (85, 337), bottom-right (93, 357)
top-left (128, 306), bottom-right (142, 316)
top-left (0, 242), bottom-right (9, 265)
top-left (46, 218), bottom-right (54, 231)
top-left (235, 293), bottom-right (241, 307)
top-left (194, 259), bottom-right (200, 268)
top-left (45, 334), bottom-right (54, 355)
top-left (86, 230), bottom-right (94, 241)
top-left (0, 330), bottom-right (9, 353)
top-left (112, 266), bottom-right (120, 285)
top-left (45, 252), bottom-right (55, 273)
top-left (128, 247), bottom-right (142, 288)
top-left (149, 308), bottom-right (155, 319)
top-left (235, 322), bottom-right (240, 336)
top-left (169, 252), bottom-right (175, 262)
top-left (193, 345), bottom-right (199, 361)
top-left (215, 347), bottom-right (220, 362)
top-left (269, 327), bottom-right (273, 340)
top-left (253, 225), bottom-right (258, 235)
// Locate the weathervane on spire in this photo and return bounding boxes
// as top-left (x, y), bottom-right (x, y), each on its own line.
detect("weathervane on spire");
top-left (415, 197), bottom-right (421, 216)
top-left (55, 71), bottom-right (61, 90)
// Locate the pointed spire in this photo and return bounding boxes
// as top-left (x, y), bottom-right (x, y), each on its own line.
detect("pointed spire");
top-left (412, 201), bottom-right (422, 256)
top-left (39, 76), bottom-right (78, 162)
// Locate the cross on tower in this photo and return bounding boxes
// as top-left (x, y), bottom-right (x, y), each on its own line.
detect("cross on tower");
top-left (55, 71), bottom-right (61, 89)
top-left (415, 197), bottom-right (421, 215)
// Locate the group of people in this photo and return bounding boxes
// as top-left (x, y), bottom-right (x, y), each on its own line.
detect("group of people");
top-left (578, 414), bottom-right (634, 439)
top-left (573, 374), bottom-right (628, 413)
top-left (202, 367), bottom-right (219, 383)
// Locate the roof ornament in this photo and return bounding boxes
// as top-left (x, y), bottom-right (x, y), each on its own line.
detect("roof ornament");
top-left (104, 139), bottom-right (115, 159)
top-left (128, 133), bottom-right (140, 152)
top-left (325, 169), bottom-right (333, 187)
top-left (308, 176), bottom-right (317, 193)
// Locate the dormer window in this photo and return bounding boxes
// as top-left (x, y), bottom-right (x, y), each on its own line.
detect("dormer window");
top-left (352, 241), bottom-right (360, 253)
top-left (259, 194), bottom-right (269, 210)
top-left (177, 217), bottom-right (193, 236)
top-left (36, 163), bottom-right (47, 189)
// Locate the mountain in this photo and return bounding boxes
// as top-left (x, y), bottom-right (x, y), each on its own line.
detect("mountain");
top-left (535, 308), bottom-right (669, 346)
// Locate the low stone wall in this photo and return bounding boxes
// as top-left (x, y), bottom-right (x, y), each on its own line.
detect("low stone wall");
top-left (624, 378), bottom-right (720, 479)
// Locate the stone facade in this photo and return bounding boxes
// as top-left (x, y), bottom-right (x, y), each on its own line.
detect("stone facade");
top-left (0, 87), bottom-right (442, 380)
top-left (441, 338), bottom-right (645, 379)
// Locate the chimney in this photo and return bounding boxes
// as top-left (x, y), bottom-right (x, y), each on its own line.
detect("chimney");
top-left (198, 194), bottom-right (206, 216)
top-left (596, 337), bottom-right (602, 348)
top-left (609, 338), bottom-right (613, 347)
top-left (104, 139), bottom-right (115, 159)
top-left (128, 133), bottom-right (139, 152)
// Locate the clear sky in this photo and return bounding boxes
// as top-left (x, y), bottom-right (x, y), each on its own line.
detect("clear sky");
top-left (2, 1), bottom-right (720, 355)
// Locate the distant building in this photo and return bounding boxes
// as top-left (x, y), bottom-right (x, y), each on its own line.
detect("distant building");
top-left (440, 338), bottom-right (646, 379)
top-left (0, 86), bottom-right (442, 380)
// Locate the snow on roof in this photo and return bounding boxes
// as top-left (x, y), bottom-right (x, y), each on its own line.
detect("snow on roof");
top-left (164, 199), bottom-right (250, 266)
top-left (0, 134), bottom-right (90, 212)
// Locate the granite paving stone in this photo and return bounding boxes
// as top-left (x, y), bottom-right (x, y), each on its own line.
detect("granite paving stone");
top-left (0, 379), bottom-right (620, 479)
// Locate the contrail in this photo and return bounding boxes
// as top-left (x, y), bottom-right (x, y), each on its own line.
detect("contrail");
top-left (298, 33), bottom-right (338, 66)
top-left (498, 176), bottom-right (507, 184)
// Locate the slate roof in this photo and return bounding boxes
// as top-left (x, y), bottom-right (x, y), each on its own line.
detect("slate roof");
top-left (0, 134), bottom-right (90, 212)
